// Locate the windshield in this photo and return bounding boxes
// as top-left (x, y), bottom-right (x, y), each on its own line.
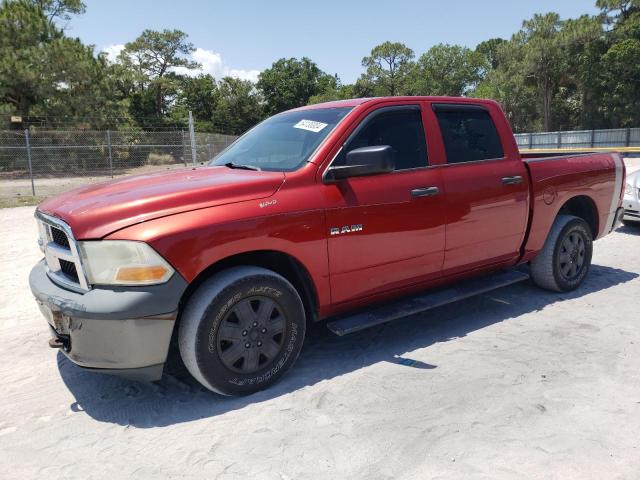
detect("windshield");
top-left (210, 107), bottom-right (353, 171)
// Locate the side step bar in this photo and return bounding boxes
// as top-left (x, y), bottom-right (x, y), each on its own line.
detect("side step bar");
top-left (326, 269), bottom-right (530, 336)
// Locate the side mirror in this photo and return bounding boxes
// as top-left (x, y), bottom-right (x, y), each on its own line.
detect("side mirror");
top-left (324, 145), bottom-right (395, 182)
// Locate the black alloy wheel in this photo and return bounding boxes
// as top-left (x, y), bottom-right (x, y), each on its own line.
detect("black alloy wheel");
top-left (217, 296), bottom-right (287, 374)
top-left (557, 230), bottom-right (587, 281)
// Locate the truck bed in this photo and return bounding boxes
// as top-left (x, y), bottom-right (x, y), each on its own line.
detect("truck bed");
top-left (520, 152), bottom-right (624, 262)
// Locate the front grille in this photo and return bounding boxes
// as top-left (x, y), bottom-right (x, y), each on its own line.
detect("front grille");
top-left (36, 211), bottom-right (89, 291)
top-left (50, 227), bottom-right (70, 249)
top-left (59, 259), bottom-right (79, 282)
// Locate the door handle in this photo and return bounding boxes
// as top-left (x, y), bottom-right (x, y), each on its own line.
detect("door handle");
top-left (501, 176), bottom-right (523, 185)
top-left (411, 186), bottom-right (439, 197)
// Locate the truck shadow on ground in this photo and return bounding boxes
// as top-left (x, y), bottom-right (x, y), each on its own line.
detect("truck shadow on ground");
top-left (58, 264), bottom-right (638, 428)
top-left (616, 224), bottom-right (640, 236)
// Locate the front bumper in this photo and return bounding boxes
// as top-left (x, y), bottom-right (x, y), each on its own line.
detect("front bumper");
top-left (29, 260), bottom-right (188, 381)
top-left (623, 195), bottom-right (640, 222)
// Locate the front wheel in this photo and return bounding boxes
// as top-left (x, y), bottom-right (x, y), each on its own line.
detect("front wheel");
top-left (530, 215), bottom-right (593, 292)
top-left (178, 266), bottom-right (306, 396)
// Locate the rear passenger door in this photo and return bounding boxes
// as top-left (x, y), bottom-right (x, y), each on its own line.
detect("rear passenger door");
top-left (432, 103), bottom-right (529, 275)
top-left (323, 104), bottom-right (446, 304)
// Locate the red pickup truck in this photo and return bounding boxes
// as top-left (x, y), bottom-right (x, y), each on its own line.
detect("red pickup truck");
top-left (30, 97), bottom-right (626, 395)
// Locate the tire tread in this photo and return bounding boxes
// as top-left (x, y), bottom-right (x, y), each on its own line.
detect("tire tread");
top-left (178, 266), bottom-right (301, 395)
top-left (530, 214), bottom-right (590, 292)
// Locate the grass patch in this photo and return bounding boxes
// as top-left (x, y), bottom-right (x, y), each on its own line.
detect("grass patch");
top-left (0, 196), bottom-right (46, 208)
top-left (147, 153), bottom-right (177, 165)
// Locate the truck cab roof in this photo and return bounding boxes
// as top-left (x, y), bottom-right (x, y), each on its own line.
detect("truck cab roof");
top-left (292, 96), bottom-right (501, 111)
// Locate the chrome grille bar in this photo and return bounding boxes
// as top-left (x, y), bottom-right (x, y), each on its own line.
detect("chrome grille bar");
top-left (35, 211), bottom-right (90, 292)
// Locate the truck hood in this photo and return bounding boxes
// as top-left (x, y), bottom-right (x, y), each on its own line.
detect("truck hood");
top-left (37, 166), bottom-right (285, 239)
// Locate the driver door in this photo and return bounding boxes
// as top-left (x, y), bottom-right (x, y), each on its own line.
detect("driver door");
top-left (323, 104), bottom-right (446, 304)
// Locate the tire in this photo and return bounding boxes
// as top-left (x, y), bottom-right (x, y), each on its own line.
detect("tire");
top-left (530, 215), bottom-right (593, 292)
top-left (178, 266), bottom-right (306, 396)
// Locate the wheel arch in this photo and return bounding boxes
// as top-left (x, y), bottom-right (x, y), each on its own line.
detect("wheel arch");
top-left (178, 250), bottom-right (320, 325)
top-left (556, 194), bottom-right (599, 238)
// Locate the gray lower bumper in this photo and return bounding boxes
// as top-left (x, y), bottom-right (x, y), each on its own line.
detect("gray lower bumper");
top-left (623, 209), bottom-right (640, 222)
top-left (623, 197), bottom-right (640, 222)
top-left (29, 260), bottom-right (188, 381)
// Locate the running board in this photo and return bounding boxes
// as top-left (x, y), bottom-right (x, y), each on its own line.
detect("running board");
top-left (326, 269), bottom-right (530, 336)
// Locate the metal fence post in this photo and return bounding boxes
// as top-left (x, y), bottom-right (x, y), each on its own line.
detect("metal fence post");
top-left (557, 132), bottom-right (562, 149)
top-left (188, 111), bottom-right (197, 166)
top-left (626, 127), bottom-right (631, 147)
top-left (25, 129), bottom-right (35, 196)
top-left (106, 130), bottom-right (114, 178)
top-left (181, 130), bottom-right (187, 166)
top-left (529, 132), bottom-right (533, 149)
top-left (590, 129), bottom-right (595, 148)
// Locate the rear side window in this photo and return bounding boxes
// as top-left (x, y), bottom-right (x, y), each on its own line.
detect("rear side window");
top-left (434, 106), bottom-right (504, 164)
top-left (335, 108), bottom-right (428, 170)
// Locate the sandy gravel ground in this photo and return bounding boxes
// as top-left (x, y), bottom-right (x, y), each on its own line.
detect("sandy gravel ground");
top-left (1, 206), bottom-right (640, 479)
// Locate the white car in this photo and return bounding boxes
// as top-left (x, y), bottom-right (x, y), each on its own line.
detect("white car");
top-left (623, 169), bottom-right (640, 226)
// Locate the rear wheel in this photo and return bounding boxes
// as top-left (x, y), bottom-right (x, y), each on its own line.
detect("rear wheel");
top-left (530, 215), bottom-right (593, 292)
top-left (178, 266), bottom-right (306, 396)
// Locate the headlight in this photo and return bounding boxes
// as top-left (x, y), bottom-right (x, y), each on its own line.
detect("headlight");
top-left (625, 183), bottom-right (633, 196)
top-left (78, 241), bottom-right (174, 286)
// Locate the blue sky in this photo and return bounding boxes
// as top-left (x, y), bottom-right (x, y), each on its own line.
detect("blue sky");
top-left (67, 0), bottom-right (600, 83)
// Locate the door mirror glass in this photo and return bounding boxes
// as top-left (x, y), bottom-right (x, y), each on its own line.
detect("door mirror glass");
top-left (324, 145), bottom-right (395, 182)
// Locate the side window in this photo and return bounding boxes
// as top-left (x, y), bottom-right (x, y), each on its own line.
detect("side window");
top-left (434, 106), bottom-right (504, 164)
top-left (335, 108), bottom-right (428, 170)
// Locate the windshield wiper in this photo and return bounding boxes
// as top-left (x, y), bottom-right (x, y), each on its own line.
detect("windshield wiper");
top-left (223, 162), bottom-right (260, 171)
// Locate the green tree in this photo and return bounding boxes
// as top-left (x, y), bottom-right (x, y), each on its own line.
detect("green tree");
top-left (558, 15), bottom-right (606, 128)
top-left (471, 34), bottom-right (540, 131)
top-left (411, 43), bottom-right (487, 96)
top-left (597, 0), bottom-right (640, 22)
top-left (5, 0), bottom-right (640, 135)
top-left (31, 0), bottom-right (85, 23)
top-left (515, 13), bottom-right (568, 131)
top-left (173, 74), bottom-right (218, 126)
top-left (308, 84), bottom-right (355, 105)
top-left (119, 29), bottom-right (199, 120)
top-left (472, 70), bottom-right (539, 132)
top-left (213, 77), bottom-right (264, 135)
top-left (360, 41), bottom-right (415, 95)
top-left (600, 38), bottom-right (640, 126)
top-left (475, 38), bottom-right (507, 69)
top-left (0, 0), bottom-right (124, 125)
top-left (42, 41), bottom-right (131, 128)
top-left (351, 76), bottom-right (377, 97)
top-left (0, 0), bottom-right (59, 116)
top-left (257, 57), bottom-right (337, 114)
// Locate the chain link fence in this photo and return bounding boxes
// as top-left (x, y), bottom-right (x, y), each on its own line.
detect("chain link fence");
top-left (4, 126), bottom-right (639, 203)
top-left (515, 127), bottom-right (640, 150)
top-left (0, 129), bottom-right (237, 199)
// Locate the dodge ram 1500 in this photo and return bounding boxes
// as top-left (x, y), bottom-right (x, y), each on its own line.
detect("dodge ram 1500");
top-left (30, 97), bottom-right (626, 395)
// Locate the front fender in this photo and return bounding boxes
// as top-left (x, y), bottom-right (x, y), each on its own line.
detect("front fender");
top-left (106, 203), bottom-right (331, 311)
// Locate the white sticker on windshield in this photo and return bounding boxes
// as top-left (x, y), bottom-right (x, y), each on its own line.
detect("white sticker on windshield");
top-left (293, 119), bottom-right (328, 133)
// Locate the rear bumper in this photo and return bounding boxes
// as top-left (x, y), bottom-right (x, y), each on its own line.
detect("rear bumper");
top-left (29, 260), bottom-right (188, 381)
